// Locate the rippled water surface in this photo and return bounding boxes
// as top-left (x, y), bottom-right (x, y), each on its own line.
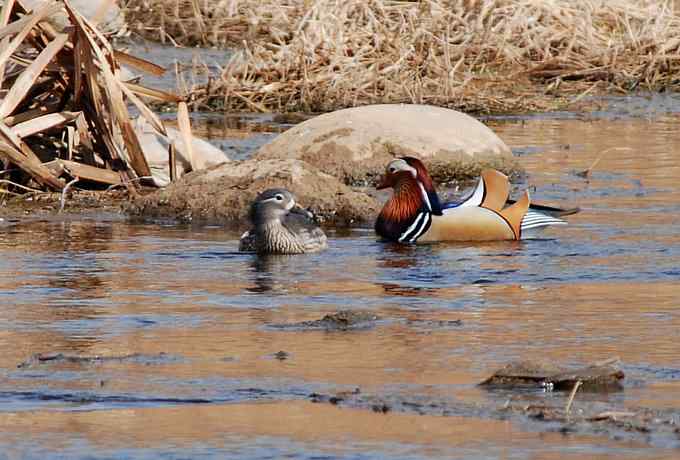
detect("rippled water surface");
top-left (1, 103), bottom-right (680, 459)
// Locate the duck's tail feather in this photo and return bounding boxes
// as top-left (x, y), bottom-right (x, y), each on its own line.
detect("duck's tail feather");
top-left (520, 209), bottom-right (568, 233)
top-left (508, 200), bottom-right (580, 218)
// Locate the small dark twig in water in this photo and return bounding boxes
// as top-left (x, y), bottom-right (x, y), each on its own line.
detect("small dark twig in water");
top-left (576, 147), bottom-right (632, 178)
top-left (273, 351), bottom-right (289, 361)
top-left (565, 380), bottom-right (582, 416)
top-left (593, 356), bottom-right (621, 367)
top-left (59, 177), bottom-right (80, 213)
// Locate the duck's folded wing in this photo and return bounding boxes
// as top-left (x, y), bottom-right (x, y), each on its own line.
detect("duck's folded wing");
top-left (282, 212), bottom-right (328, 251)
top-left (443, 169), bottom-right (510, 212)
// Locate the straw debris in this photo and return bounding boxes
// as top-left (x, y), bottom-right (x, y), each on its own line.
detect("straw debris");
top-left (0, 0), bottom-right (184, 198)
top-left (124, 0), bottom-right (680, 113)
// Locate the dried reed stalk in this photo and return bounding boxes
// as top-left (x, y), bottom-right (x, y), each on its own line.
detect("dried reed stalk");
top-left (125, 0), bottom-right (680, 113)
top-left (0, 0), bottom-right (182, 194)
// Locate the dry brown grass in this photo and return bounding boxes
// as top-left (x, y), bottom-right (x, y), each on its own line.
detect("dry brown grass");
top-left (122, 0), bottom-right (253, 46)
top-left (125, 0), bottom-right (680, 113)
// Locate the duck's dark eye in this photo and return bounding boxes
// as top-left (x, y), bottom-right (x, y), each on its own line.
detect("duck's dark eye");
top-left (275, 194), bottom-right (284, 201)
top-left (388, 167), bottom-right (396, 173)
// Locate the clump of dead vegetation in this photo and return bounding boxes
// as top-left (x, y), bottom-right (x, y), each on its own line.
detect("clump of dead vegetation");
top-left (0, 0), bottom-right (195, 201)
top-left (122, 0), bottom-right (256, 47)
top-left (124, 0), bottom-right (680, 113)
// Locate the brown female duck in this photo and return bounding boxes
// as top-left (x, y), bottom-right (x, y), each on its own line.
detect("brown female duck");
top-left (239, 188), bottom-right (327, 254)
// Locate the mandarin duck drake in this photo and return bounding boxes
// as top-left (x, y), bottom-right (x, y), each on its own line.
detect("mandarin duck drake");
top-left (239, 188), bottom-right (328, 254)
top-left (375, 157), bottom-right (578, 243)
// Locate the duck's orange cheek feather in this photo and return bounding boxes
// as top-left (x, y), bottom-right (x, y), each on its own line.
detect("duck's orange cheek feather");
top-left (380, 192), bottom-right (422, 222)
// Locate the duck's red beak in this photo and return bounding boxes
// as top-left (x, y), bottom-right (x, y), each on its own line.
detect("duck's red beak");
top-left (376, 174), bottom-right (393, 190)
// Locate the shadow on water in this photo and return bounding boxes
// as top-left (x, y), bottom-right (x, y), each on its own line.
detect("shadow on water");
top-left (2, 97), bottom-right (680, 458)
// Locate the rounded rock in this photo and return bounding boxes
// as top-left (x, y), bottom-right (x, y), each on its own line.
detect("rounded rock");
top-left (255, 104), bottom-right (513, 184)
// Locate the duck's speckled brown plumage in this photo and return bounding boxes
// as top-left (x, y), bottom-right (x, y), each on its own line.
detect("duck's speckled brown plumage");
top-left (239, 189), bottom-right (327, 254)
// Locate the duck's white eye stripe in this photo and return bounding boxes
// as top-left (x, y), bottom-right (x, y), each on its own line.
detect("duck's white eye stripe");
top-left (404, 164), bottom-right (417, 178)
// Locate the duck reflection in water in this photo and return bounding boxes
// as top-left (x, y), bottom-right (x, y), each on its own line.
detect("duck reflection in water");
top-left (376, 239), bottom-right (527, 297)
top-left (246, 254), bottom-right (300, 294)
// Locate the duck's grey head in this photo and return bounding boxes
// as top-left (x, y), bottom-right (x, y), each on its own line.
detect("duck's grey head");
top-left (249, 188), bottom-right (298, 226)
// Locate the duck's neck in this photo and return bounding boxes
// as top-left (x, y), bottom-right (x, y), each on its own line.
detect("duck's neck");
top-left (382, 179), bottom-right (427, 221)
top-left (376, 178), bottom-right (433, 242)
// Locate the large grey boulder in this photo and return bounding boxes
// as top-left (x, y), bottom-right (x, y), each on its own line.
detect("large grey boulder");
top-left (255, 104), bottom-right (514, 184)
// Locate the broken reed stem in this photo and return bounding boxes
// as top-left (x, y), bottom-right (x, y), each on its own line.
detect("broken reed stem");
top-left (0, 179), bottom-right (43, 193)
top-left (59, 176), bottom-right (80, 213)
top-left (168, 143), bottom-right (177, 182)
top-left (565, 380), bottom-right (583, 416)
top-left (0, 187), bottom-right (22, 196)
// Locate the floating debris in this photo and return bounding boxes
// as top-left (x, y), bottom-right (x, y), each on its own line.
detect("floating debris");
top-left (268, 310), bottom-right (379, 331)
top-left (480, 358), bottom-right (625, 391)
top-left (17, 351), bottom-right (183, 368)
top-left (405, 318), bottom-right (463, 330)
top-left (272, 350), bottom-right (289, 361)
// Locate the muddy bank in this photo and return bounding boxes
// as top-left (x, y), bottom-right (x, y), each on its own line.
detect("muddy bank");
top-left (0, 190), bottom-right (130, 220)
top-left (308, 384), bottom-right (680, 448)
top-left (125, 159), bottom-right (379, 226)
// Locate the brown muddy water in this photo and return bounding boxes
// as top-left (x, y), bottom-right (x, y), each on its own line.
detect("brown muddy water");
top-left (2, 94), bottom-right (680, 459)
